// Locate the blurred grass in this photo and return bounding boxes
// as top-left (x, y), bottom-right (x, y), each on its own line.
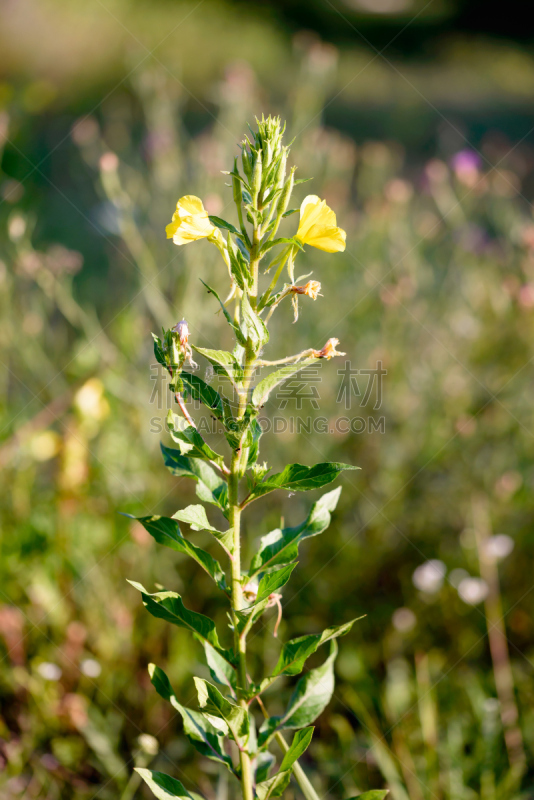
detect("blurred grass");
top-left (1, 2), bottom-right (534, 798)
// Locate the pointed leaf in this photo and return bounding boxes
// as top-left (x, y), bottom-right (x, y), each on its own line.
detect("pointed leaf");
top-left (252, 359), bottom-right (316, 409)
top-left (148, 664), bottom-right (236, 773)
top-left (241, 291), bottom-right (269, 354)
top-left (255, 751), bottom-right (276, 783)
top-left (259, 644), bottom-right (338, 747)
top-left (194, 678), bottom-right (249, 745)
top-left (135, 769), bottom-right (194, 800)
top-left (270, 619), bottom-right (360, 679)
top-left (161, 445), bottom-right (228, 514)
top-left (250, 488), bottom-right (342, 577)
top-left (173, 504), bottom-right (234, 556)
top-left (279, 727), bottom-right (315, 772)
top-left (179, 371), bottom-right (233, 428)
top-left (245, 463), bottom-right (359, 504)
top-left (201, 280), bottom-right (246, 345)
top-left (208, 215), bottom-right (240, 235)
top-left (129, 581), bottom-right (233, 666)
top-left (256, 770), bottom-right (292, 800)
top-left (135, 515), bottom-right (226, 589)
top-left (202, 642), bottom-right (237, 696)
top-left (192, 346), bottom-right (243, 386)
top-left (256, 563), bottom-right (297, 604)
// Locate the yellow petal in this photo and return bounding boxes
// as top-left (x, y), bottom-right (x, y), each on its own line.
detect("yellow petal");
top-left (177, 195), bottom-right (205, 215)
top-left (302, 226), bottom-right (346, 253)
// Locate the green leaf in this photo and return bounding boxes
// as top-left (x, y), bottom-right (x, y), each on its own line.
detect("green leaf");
top-left (173, 504), bottom-right (235, 556)
top-left (347, 793), bottom-right (389, 800)
top-left (161, 445), bottom-right (228, 514)
top-left (168, 416), bottom-right (225, 468)
top-left (192, 346), bottom-right (243, 386)
top-left (135, 515), bottom-right (226, 589)
top-left (201, 280), bottom-right (246, 345)
top-left (194, 678), bottom-right (249, 745)
top-left (152, 333), bottom-right (167, 368)
top-left (279, 727), bottom-right (315, 772)
top-left (256, 770), bottom-right (292, 800)
top-left (256, 563), bottom-right (297, 604)
top-left (208, 215), bottom-right (241, 235)
top-left (246, 418), bottom-right (263, 467)
top-left (135, 769), bottom-right (194, 800)
top-left (129, 581), bottom-right (233, 666)
top-left (259, 643), bottom-right (338, 747)
top-left (270, 619), bottom-right (360, 679)
top-left (228, 233), bottom-right (253, 290)
top-left (245, 463), bottom-right (359, 504)
top-left (260, 237), bottom-right (303, 256)
top-left (255, 751), bottom-right (276, 783)
top-left (241, 291), bottom-right (269, 354)
top-left (249, 488), bottom-right (342, 577)
top-left (148, 664), bottom-right (236, 774)
top-left (251, 359), bottom-right (316, 409)
top-left (179, 371), bottom-right (233, 428)
top-left (202, 642), bottom-right (237, 696)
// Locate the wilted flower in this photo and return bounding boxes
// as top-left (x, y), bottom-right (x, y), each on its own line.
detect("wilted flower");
top-left (313, 338), bottom-right (345, 359)
top-left (291, 280), bottom-right (322, 300)
top-left (166, 196), bottom-right (218, 245)
top-left (296, 195), bottom-right (346, 253)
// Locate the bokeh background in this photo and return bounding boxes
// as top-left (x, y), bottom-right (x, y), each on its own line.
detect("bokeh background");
top-left (1, 1), bottom-right (534, 798)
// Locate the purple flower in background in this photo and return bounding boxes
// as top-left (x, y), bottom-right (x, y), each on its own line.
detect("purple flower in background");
top-left (450, 149), bottom-right (482, 174)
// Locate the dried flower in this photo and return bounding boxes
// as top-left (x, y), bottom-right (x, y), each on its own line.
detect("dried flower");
top-left (291, 280), bottom-right (322, 300)
top-left (313, 337), bottom-right (345, 359)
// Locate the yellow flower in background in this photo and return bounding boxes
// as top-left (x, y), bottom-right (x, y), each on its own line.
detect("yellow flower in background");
top-left (296, 195), bottom-right (346, 253)
top-left (166, 196), bottom-right (215, 245)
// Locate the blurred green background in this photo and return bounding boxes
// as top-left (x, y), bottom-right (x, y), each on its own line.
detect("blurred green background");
top-left (1, 1), bottom-right (534, 798)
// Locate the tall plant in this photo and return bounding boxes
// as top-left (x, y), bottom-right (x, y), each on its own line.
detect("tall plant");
top-left (131, 117), bottom-right (379, 800)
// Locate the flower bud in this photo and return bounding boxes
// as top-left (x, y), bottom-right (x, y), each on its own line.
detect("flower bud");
top-left (251, 155), bottom-right (262, 202)
top-left (232, 159), bottom-right (242, 208)
top-left (275, 166), bottom-right (295, 218)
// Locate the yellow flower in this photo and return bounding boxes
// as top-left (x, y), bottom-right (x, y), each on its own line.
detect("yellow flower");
top-left (295, 195), bottom-right (346, 253)
top-left (166, 196), bottom-right (215, 245)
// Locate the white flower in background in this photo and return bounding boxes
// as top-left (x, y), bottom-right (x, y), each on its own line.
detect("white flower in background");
top-left (448, 568), bottom-right (469, 588)
top-left (80, 658), bottom-right (101, 678)
top-left (392, 607), bottom-right (416, 632)
top-left (485, 534), bottom-right (514, 561)
top-left (458, 577), bottom-right (489, 605)
top-left (412, 560), bottom-right (446, 594)
top-left (37, 662), bottom-right (62, 681)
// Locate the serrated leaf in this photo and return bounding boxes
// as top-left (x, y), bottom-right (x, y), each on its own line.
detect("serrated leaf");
top-left (194, 678), bottom-right (249, 745)
top-left (279, 727), bottom-right (314, 772)
top-left (173, 504), bottom-right (235, 556)
top-left (161, 445), bottom-right (228, 514)
top-left (148, 664), bottom-right (236, 774)
top-left (256, 770), bottom-right (292, 800)
top-left (270, 619), bottom-right (360, 679)
top-left (241, 291), bottom-right (269, 354)
top-left (249, 488), bottom-right (342, 577)
top-left (168, 417), bottom-right (225, 467)
top-left (129, 582), bottom-right (233, 666)
top-left (135, 515), bottom-right (226, 589)
top-left (192, 346), bottom-right (243, 386)
top-left (208, 215), bottom-right (240, 235)
top-left (245, 462), bottom-right (359, 504)
top-left (135, 769), bottom-right (194, 800)
top-left (256, 563), bottom-right (297, 604)
top-left (258, 643), bottom-right (338, 747)
top-left (251, 359), bottom-right (316, 409)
